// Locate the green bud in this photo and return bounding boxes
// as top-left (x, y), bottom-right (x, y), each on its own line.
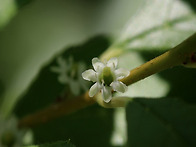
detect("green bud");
top-left (101, 67), bottom-right (114, 86)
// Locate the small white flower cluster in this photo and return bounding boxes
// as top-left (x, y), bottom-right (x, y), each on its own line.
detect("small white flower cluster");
top-left (51, 56), bottom-right (88, 96)
top-left (82, 57), bottom-right (130, 103)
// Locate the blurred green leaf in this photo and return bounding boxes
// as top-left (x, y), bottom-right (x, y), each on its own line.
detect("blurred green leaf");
top-left (24, 140), bottom-right (75, 147)
top-left (117, 0), bottom-right (196, 51)
top-left (126, 98), bottom-right (196, 147)
top-left (0, 0), bottom-right (32, 30)
top-left (182, 0), bottom-right (196, 12)
top-left (16, 0), bottom-right (33, 8)
top-left (0, 80), bottom-right (5, 102)
top-left (0, 0), bottom-right (17, 30)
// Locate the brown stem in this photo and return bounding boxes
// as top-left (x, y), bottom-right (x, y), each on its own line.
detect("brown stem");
top-left (18, 92), bottom-right (95, 128)
top-left (18, 32), bottom-right (196, 128)
top-left (122, 32), bottom-right (196, 85)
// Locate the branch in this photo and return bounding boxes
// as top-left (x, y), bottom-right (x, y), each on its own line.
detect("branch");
top-left (18, 93), bottom-right (95, 128)
top-left (122, 32), bottom-right (196, 85)
top-left (18, 32), bottom-right (196, 128)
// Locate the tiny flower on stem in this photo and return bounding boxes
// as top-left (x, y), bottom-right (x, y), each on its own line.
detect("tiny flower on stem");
top-left (51, 56), bottom-right (89, 96)
top-left (82, 57), bottom-right (130, 103)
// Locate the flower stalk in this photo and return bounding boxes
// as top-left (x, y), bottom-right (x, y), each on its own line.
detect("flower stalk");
top-left (122, 32), bottom-right (196, 85)
top-left (18, 93), bottom-right (94, 128)
top-left (18, 32), bottom-right (196, 128)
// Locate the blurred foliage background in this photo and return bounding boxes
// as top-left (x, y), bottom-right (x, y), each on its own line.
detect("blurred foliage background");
top-left (0, 0), bottom-right (196, 147)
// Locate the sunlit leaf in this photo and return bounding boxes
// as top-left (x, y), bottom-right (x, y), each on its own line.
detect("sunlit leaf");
top-left (114, 0), bottom-right (196, 100)
top-left (117, 0), bottom-right (196, 51)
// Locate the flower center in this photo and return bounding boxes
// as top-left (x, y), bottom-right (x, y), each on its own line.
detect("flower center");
top-left (101, 67), bottom-right (114, 86)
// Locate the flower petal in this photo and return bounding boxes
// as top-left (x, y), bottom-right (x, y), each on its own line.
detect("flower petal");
top-left (58, 74), bottom-right (69, 84)
top-left (70, 80), bottom-right (80, 96)
top-left (67, 56), bottom-right (74, 69)
top-left (111, 81), bottom-right (127, 93)
top-left (57, 56), bottom-right (71, 70)
top-left (92, 57), bottom-right (105, 72)
top-left (82, 69), bottom-right (97, 82)
top-left (57, 56), bottom-right (66, 66)
top-left (50, 66), bottom-right (62, 73)
top-left (102, 86), bottom-right (112, 103)
top-left (114, 68), bottom-right (130, 80)
top-left (107, 57), bottom-right (118, 70)
top-left (89, 82), bottom-right (101, 97)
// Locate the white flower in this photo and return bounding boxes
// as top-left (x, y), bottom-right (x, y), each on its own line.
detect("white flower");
top-left (82, 57), bottom-right (130, 103)
top-left (51, 56), bottom-right (89, 96)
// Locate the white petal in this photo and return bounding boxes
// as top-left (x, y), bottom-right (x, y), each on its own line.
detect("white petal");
top-left (82, 69), bottom-right (97, 82)
top-left (102, 86), bottom-right (112, 103)
top-left (67, 56), bottom-right (73, 69)
top-left (115, 68), bottom-right (130, 80)
top-left (92, 57), bottom-right (105, 72)
top-left (57, 56), bottom-right (67, 69)
top-left (89, 82), bottom-right (101, 97)
top-left (107, 57), bottom-right (118, 69)
top-left (58, 74), bottom-right (69, 84)
top-left (111, 81), bottom-right (127, 93)
top-left (50, 66), bottom-right (62, 73)
top-left (57, 56), bottom-right (66, 65)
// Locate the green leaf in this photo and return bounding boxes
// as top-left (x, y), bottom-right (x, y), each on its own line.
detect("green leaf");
top-left (126, 98), bottom-right (196, 147)
top-left (0, 79), bottom-right (5, 101)
top-left (0, 0), bottom-right (32, 30)
top-left (24, 140), bottom-right (75, 147)
top-left (31, 105), bottom-right (114, 147)
top-left (117, 0), bottom-right (196, 51)
top-left (0, 0), bottom-right (17, 30)
top-left (182, 0), bottom-right (196, 12)
top-left (16, 0), bottom-right (33, 8)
